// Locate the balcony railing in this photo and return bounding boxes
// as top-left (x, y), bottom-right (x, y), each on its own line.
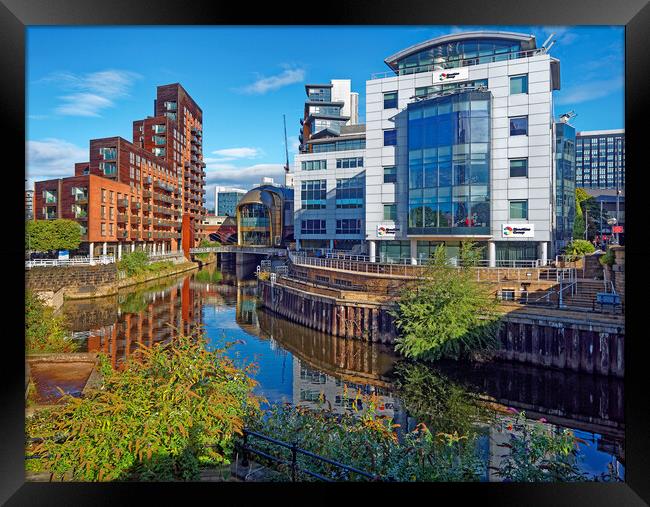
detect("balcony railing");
top-left (370, 47), bottom-right (547, 80)
top-left (117, 198), bottom-right (129, 207)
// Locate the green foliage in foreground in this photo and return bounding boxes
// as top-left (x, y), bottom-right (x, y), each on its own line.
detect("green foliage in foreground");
top-left (250, 399), bottom-right (611, 482)
top-left (25, 290), bottom-right (77, 354)
top-left (26, 332), bottom-right (261, 481)
top-left (249, 400), bottom-right (485, 482)
top-left (493, 411), bottom-right (620, 482)
top-left (118, 251), bottom-right (174, 277)
top-left (26, 219), bottom-right (83, 252)
top-left (392, 243), bottom-right (501, 361)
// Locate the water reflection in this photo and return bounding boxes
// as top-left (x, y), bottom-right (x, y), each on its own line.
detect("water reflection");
top-left (61, 264), bottom-right (624, 479)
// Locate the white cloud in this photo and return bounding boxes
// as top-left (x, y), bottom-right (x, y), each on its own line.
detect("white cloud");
top-left (555, 76), bottom-right (624, 106)
top-left (211, 147), bottom-right (263, 159)
top-left (26, 138), bottom-right (87, 189)
top-left (39, 69), bottom-right (141, 117)
top-left (205, 162), bottom-right (286, 189)
top-left (239, 67), bottom-right (305, 95)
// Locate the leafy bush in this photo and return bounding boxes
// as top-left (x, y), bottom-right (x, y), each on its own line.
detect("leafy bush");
top-left (392, 244), bottom-right (501, 361)
top-left (564, 240), bottom-right (595, 260)
top-left (599, 249), bottom-right (615, 267)
top-left (26, 331), bottom-right (261, 481)
top-left (195, 240), bottom-right (221, 261)
top-left (118, 251), bottom-right (150, 276)
top-left (493, 410), bottom-right (589, 482)
top-left (25, 290), bottom-right (77, 354)
top-left (26, 219), bottom-right (83, 252)
top-left (248, 398), bottom-right (485, 482)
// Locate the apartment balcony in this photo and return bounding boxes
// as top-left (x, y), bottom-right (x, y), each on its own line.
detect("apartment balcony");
top-left (74, 214), bottom-right (88, 222)
top-left (191, 145), bottom-right (198, 153)
top-left (143, 176), bottom-right (152, 186)
top-left (145, 231), bottom-right (153, 239)
top-left (131, 202), bottom-right (141, 210)
top-left (143, 190), bottom-right (152, 199)
top-left (74, 195), bottom-right (89, 204)
top-left (117, 214), bottom-right (127, 223)
top-left (44, 201), bottom-right (57, 207)
top-left (130, 231), bottom-right (141, 240)
top-left (133, 216), bottom-right (141, 225)
top-left (117, 230), bottom-right (128, 239)
top-left (143, 217), bottom-right (152, 225)
top-left (143, 204), bottom-right (152, 212)
top-left (117, 198), bottom-right (128, 208)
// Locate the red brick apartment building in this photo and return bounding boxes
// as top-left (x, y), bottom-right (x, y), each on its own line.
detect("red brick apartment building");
top-left (33, 83), bottom-right (207, 258)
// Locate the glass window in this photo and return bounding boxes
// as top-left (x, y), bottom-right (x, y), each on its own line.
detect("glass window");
top-left (383, 91), bottom-right (398, 109)
top-left (336, 176), bottom-right (364, 209)
top-left (336, 219), bottom-right (361, 235)
top-left (301, 160), bottom-right (327, 171)
top-left (509, 158), bottom-right (528, 177)
top-left (384, 166), bottom-right (397, 183)
top-left (510, 74), bottom-right (528, 94)
top-left (384, 130), bottom-right (397, 146)
top-left (301, 180), bottom-right (327, 209)
top-left (383, 204), bottom-right (397, 221)
top-left (509, 200), bottom-right (528, 220)
top-left (301, 219), bottom-right (326, 235)
top-left (509, 116), bottom-right (528, 136)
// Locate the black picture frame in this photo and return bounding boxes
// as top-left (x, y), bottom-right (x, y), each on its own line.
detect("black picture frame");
top-left (2, 0), bottom-right (648, 504)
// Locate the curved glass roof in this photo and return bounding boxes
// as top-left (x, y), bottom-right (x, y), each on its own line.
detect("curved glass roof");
top-left (384, 31), bottom-right (538, 75)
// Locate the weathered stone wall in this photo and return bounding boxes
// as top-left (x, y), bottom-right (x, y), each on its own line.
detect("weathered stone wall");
top-left (25, 264), bottom-right (118, 293)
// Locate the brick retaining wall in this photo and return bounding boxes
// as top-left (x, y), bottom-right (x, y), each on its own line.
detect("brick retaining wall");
top-left (26, 264), bottom-right (118, 292)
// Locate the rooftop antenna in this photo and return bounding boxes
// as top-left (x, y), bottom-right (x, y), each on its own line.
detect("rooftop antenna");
top-left (546, 40), bottom-right (557, 52)
top-left (283, 114), bottom-right (289, 173)
top-left (542, 33), bottom-right (555, 48)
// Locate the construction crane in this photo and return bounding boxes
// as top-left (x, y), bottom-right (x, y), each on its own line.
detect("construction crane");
top-left (283, 114), bottom-right (289, 173)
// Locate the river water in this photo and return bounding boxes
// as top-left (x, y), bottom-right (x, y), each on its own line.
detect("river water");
top-left (59, 263), bottom-right (625, 480)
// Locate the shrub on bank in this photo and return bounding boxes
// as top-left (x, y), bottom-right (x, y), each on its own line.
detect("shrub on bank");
top-left (599, 249), bottom-right (615, 267)
top-left (391, 243), bottom-right (501, 362)
top-left (564, 240), bottom-right (595, 260)
top-left (25, 290), bottom-right (77, 354)
top-left (195, 240), bottom-right (221, 261)
top-left (118, 251), bottom-right (175, 278)
top-left (26, 331), bottom-right (261, 481)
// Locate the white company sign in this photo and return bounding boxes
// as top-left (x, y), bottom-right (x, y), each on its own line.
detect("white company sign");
top-left (502, 224), bottom-right (535, 238)
top-left (431, 67), bottom-right (470, 83)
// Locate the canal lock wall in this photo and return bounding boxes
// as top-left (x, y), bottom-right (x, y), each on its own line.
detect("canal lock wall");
top-left (258, 279), bottom-right (624, 377)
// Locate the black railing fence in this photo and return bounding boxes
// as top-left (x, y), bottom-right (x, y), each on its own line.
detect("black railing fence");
top-left (236, 429), bottom-right (385, 482)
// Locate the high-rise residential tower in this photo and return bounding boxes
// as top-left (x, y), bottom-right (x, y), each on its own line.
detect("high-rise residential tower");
top-left (33, 83), bottom-right (206, 258)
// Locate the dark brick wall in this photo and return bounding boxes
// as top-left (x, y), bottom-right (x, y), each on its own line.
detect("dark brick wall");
top-left (26, 264), bottom-right (118, 292)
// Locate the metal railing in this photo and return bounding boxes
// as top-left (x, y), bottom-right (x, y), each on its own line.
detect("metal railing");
top-left (370, 47), bottom-right (547, 80)
top-left (25, 255), bottom-right (115, 269)
top-left (237, 429), bottom-right (379, 482)
top-left (147, 252), bottom-right (185, 262)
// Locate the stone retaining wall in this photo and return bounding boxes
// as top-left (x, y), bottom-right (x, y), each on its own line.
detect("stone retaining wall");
top-left (26, 264), bottom-right (117, 292)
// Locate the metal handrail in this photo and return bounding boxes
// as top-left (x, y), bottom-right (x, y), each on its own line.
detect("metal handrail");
top-left (25, 255), bottom-right (115, 268)
top-left (370, 47), bottom-right (547, 80)
top-left (238, 429), bottom-right (378, 482)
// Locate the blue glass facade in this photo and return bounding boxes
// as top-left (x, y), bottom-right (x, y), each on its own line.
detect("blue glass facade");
top-left (554, 122), bottom-right (576, 244)
top-left (216, 191), bottom-right (243, 216)
top-left (407, 90), bottom-right (491, 236)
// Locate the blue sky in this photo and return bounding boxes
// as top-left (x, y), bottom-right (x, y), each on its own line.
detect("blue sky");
top-left (26, 25), bottom-right (624, 209)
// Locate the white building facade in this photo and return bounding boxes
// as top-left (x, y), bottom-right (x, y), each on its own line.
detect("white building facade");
top-left (293, 32), bottom-right (573, 264)
top-left (363, 31), bottom-right (566, 265)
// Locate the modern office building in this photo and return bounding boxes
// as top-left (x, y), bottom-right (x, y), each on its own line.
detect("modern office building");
top-left (214, 186), bottom-right (246, 217)
top-left (236, 183), bottom-right (294, 247)
top-left (33, 83), bottom-right (206, 258)
top-left (361, 31), bottom-right (570, 264)
top-left (575, 130), bottom-right (625, 190)
top-left (294, 80), bottom-right (366, 251)
top-left (25, 189), bottom-right (34, 220)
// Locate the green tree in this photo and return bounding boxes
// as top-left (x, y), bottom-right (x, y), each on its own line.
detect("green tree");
top-left (564, 239), bottom-right (595, 260)
top-left (574, 189), bottom-right (601, 240)
top-left (26, 331), bottom-right (261, 481)
top-left (391, 244), bottom-right (501, 361)
top-left (26, 219), bottom-right (82, 252)
top-left (25, 290), bottom-right (77, 353)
